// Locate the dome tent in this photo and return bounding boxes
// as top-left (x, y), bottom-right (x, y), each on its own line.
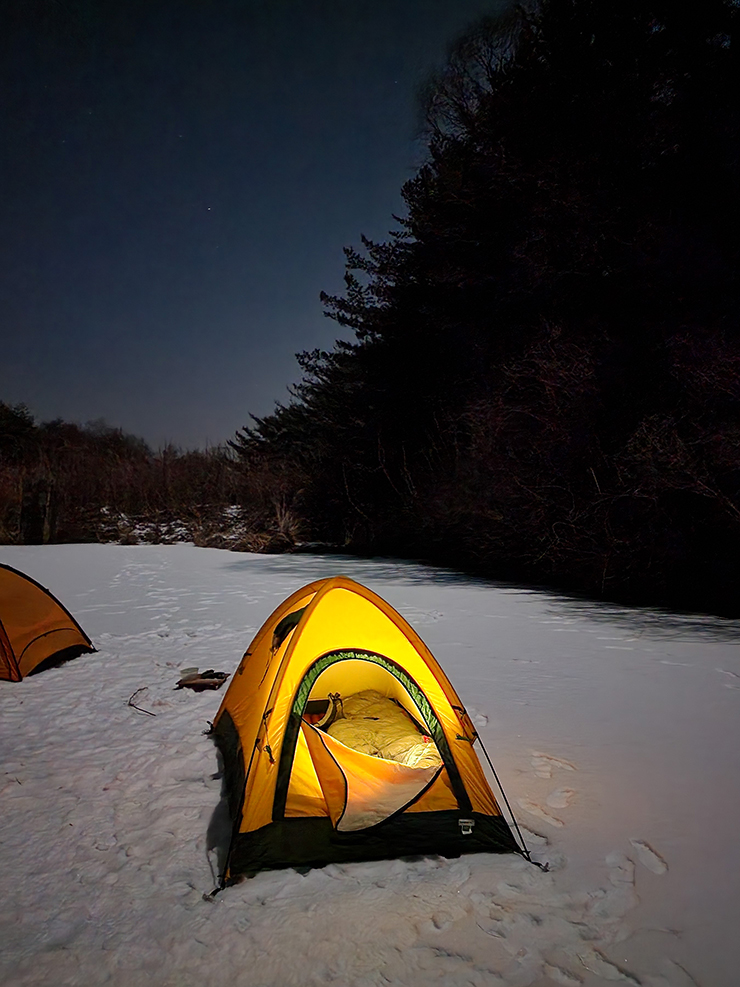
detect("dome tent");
top-left (212, 575), bottom-right (526, 883)
top-left (0, 563), bottom-right (95, 681)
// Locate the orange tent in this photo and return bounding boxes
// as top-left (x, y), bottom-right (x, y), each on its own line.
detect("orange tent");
top-left (213, 575), bottom-right (524, 881)
top-left (0, 564), bottom-right (95, 681)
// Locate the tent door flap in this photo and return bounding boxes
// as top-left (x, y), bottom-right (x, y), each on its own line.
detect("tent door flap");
top-left (301, 721), bottom-right (440, 832)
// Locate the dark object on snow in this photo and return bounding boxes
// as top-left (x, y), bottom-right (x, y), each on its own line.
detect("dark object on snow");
top-left (176, 669), bottom-right (230, 691)
top-left (128, 687), bottom-right (156, 716)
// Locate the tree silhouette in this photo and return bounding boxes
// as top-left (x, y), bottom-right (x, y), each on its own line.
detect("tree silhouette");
top-left (233, 0), bottom-right (740, 612)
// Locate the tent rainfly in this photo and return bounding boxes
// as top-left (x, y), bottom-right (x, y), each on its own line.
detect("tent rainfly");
top-left (212, 575), bottom-right (527, 883)
top-left (0, 564), bottom-right (95, 681)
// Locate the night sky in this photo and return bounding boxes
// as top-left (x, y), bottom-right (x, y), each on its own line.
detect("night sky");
top-left (2, 0), bottom-right (506, 449)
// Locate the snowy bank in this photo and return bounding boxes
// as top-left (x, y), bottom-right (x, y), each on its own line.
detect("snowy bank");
top-left (1, 545), bottom-right (738, 986)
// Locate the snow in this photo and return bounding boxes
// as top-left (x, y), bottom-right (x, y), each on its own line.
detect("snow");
top-left (1, 544), bottom-right (739, 987)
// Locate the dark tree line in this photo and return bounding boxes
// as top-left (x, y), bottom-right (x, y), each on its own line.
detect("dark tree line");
top-left (233, 0), bottom-right (740, 614)
top-left (0, 402), bottom-right (245, 544)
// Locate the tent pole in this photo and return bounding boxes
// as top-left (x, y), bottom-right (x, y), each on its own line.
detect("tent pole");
top-left (474, 734), bottom-right (539, 866)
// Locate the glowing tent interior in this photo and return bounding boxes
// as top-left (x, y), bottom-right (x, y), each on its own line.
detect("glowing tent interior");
top-left (0, 563), bottom-right (95, 681)
top-left (212, 575), bottom-right (525, 881)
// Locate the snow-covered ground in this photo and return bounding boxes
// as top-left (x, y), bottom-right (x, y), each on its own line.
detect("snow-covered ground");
top-left (1, 544), bottom-right (738, 987)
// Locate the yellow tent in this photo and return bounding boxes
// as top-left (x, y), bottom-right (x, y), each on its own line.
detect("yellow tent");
top-left (213, 575), bottom-right (524, 881)
top-left (0, 564), bottom-right (95, 681)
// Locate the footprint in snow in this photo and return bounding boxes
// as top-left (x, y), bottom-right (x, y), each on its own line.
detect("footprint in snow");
top-left (531, 752), bottom-right (577, 778)
top-left (606, 852), bottom-right (635, 888)
top-left (519, 825), bottom-right (549, 847)
top-left (629, 839), bottom-right (668, 874)
top-left (717, 669), bottom-right (740, 689)
top-left (644, 958), bottom-right (700, 987)
top-left (467, 706), bottom-right (488, 727)
top-left (546, 787), bottom-right (576, 809)
top-left (575, 946), bottom-right (640, 985)
top-left (543, 963), bottom-right (583, 985)
top-left (516, 797), bottom-right (564, 828)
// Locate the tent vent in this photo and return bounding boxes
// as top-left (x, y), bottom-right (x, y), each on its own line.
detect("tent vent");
top-left (458, 818), bottom-right (475, 835)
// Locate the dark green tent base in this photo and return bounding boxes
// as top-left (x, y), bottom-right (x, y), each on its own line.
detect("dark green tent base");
top-left (226, 811), bottom-right (523, 881)
top-left (26, 643), bottom-right (96, 676)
